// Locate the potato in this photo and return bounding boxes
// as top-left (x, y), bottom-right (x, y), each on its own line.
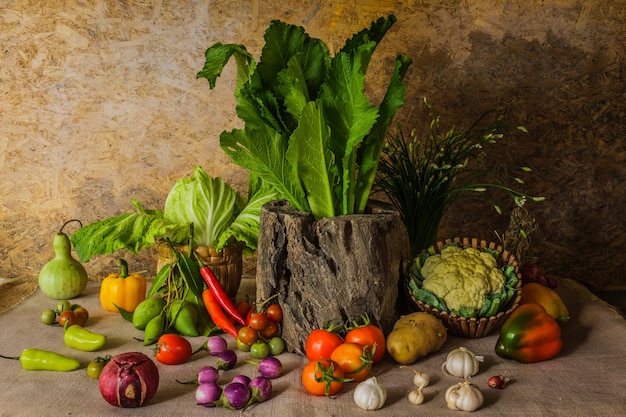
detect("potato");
top-left (386, 312), bottom-right (448, 364)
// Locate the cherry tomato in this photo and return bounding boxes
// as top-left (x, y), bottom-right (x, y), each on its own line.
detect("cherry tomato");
top-left (86, 356), bottom-right (111, 379)
top-left (330, 342), bottom-right (373, 382)
top-left (40, 309), bottom-right (57, 325)
top-left (155, 334), bottom-right (193, 365)
top-left (266, 304), bottom-right (283, 323)
top-left (58, 310), bottom-right (79, 328)
top-left (56, 300), bottom-right (71, 314)
top-left (305, 327), bottom-right (344, 361)
top-left (301, 359), bottom-right (347, 396)
top-left (237, 326), bottom-right (259, 345)
top-left (236, 298), bottom-right (252, 318)
top-left (250, 341), bottom-right (270, 359)
top-left (236, 338), bottom-right (251, 352)
top-left (268, 336), bottom-right (286, 356)
top-left (345, 320), bottom-right (386, 363)
top-left (73, 307), bottom-right (89, 327)
top-left (261, 320), bottom-right (279, 338)
top-left (248, 313), bottom-right (270, 331)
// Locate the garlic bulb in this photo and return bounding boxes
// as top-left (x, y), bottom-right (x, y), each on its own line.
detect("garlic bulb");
top-left (353, 376), bottom-right (387, 411)
top-left (442, 347), bottom-right (484, 378)
top-left (445, 380), bottom-right (484, 412)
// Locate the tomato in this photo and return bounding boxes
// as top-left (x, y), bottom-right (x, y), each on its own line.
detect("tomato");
top-left (250, 341), bottom-right (270, 359)
top-left (268, 336), bottom-right (285, 356)
top-left (236, 338), bottom-right (251, 352)
top-left (237, 326), bottom-right (259, 345)
top-left (248, 313), bottom-right (270, 331)
top-left (236, 298), bottom-right (252, 318)
top-left (86, 356), bottom-right (111, 379)
top-left (301, 359), bottom-right (347, 396)
top-left (261, 320), bottom-right (279, 338)
top-left (40, 309), bottom-right (57, 325)
top-left (266, 304), bottom-right (283, 323)
top-left (330, 342), bottom-right (373, 382)
top-left (305, 328), bottom-right (344, 361)
top-left (155, 334), bottom-right (193, 365)
top-left (345, 321), bottom-right (386, 363)
top-left (58, 310), bottom-right (79, 328)
top-left (73, 307), bottom-right (89, 327)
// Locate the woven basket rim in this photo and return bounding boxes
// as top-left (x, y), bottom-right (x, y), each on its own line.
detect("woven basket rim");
top-left (407, 236), bottom-right (522, 337)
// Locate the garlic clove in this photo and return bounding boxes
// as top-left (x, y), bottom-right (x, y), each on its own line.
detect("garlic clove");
top-left (408, 388), bottom-right (424, 405)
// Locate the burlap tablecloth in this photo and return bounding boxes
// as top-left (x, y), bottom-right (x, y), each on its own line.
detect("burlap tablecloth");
top-left (1, 278), bottom-right (624, 417)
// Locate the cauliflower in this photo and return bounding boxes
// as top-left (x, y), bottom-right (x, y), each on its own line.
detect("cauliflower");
top-left (421, 246), bottom-right (505, 312)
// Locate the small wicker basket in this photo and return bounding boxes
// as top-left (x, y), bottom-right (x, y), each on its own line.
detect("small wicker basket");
top-left (156, 240), bottom-right (245, 299)
top-left (408, 237), bottom-right (522, 338)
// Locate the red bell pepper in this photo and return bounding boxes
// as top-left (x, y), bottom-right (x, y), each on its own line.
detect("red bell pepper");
top-left (495, 303), bottom-right (563, 363)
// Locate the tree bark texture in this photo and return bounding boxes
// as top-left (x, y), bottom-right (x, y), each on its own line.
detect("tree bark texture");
top-left (256, 199), bottom-right (408, 355)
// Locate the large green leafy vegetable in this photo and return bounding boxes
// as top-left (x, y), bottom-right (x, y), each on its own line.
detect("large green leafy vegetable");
top-left (70, 166), bottom-right (275, 262)
top-left (197, 15), bottom-right (411, 219)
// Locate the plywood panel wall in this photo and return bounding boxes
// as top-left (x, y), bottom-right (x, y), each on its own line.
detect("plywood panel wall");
top-left (1, 0), bottom-right (624, 292)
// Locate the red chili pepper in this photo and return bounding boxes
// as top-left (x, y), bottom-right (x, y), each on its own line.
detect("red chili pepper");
top-left (202, 288), bottom-right (238, 339)
top-left (198, 264), bottom-right (247, 326)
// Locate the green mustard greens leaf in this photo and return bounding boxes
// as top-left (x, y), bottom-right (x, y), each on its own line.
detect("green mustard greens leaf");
top-left (354, 53), bottom-right (412, 213)
top-left (287, 101), bottom-right (336, 218)
top-left (197, 15), bottom-right (410, 219)
top-left (318, 47), bottom-right (379, 215)
top-left (220, 125), bottom-right (308, 212)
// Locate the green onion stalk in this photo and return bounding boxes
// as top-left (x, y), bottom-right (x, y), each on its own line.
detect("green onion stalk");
top-left (375, 99), bottom-right (544, 258)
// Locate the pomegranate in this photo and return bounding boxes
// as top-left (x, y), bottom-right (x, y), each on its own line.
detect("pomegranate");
top-left (99, 352), bottom-right (159, 408)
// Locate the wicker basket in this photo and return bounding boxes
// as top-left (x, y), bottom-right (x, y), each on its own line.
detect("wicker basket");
top-left (408, 237), bottom-right (522, 338)
top-left (156, 240), bottom-right (245, 299)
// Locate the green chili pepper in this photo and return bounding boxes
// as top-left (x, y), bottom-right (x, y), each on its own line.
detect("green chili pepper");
top-left (64, 325), bottom-right (107, 352)
top-left (1, 348), bottom-right (81, 371)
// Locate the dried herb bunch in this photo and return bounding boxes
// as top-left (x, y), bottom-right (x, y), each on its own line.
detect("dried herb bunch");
top-left (375, 100), bottom-right (544, 258)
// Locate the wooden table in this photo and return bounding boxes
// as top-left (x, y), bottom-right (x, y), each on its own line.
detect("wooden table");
top-left (0, 279), bottom-right (624, 416)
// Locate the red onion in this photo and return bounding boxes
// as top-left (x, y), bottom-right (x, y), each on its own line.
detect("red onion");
top-left (98, 352), bottom-right (159, 408)
top-left (196, 382), bottom-right (222, 407)
top-left (247, 356), bottom-right (282, 379)
top-left (216, 349), bottom-right (237, 370)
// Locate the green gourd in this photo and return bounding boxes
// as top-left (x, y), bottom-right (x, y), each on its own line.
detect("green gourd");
top-left (38, 220), bottom-right (88, 299)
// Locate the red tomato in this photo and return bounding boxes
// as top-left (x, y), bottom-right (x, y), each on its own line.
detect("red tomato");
top-left (261, 320), bottom-right (279, 338)
top-left (305, 328), bottom-right (344, 361)
top-left (345, 322), bottom-right (386, 363)
top-left (248, 312), bottom-right (270, 331)
top-left (266, 304), bottom-right (283, 323)
top-left (155, 334), bottom-right (193, 365)
top-left (301, 359), bottom-right (346, 396)
top-left (330, 342), bottom-right (373, 382)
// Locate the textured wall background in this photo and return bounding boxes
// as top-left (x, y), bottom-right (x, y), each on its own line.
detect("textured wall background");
top-left (1, 1), bottom-right (624, 297)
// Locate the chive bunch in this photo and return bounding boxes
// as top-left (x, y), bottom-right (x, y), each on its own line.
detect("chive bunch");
top-left (375, 99), bottom-right (544, 258)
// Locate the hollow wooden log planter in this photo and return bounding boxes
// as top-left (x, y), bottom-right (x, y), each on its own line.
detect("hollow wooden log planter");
top-left (256, 199), bottom-right (408, 355)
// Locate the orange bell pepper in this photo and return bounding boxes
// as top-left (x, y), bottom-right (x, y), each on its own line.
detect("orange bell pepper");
top-left (495, 303), bottom-right (562, 363)
top-left (519, 282), bottom-right (570, 323)
top-left (100, 258), bottom-right (146, 313)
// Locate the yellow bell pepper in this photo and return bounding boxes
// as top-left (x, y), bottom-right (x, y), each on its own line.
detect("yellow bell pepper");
top-left (519, 282), bottom-right (570, 323)
top-left (100, 259), bottom-right (146, 313)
